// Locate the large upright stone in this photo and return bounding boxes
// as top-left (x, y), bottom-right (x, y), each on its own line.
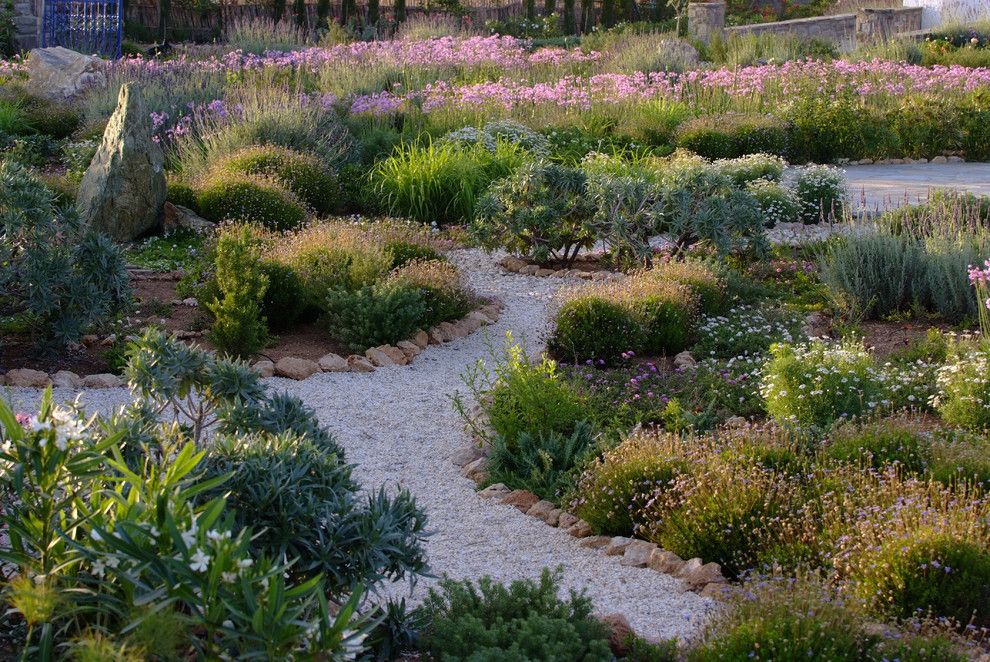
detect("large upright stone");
top-left (76, 84), bottom-right (166, 242)
top-left (26, 47), bottom-right (106, 100)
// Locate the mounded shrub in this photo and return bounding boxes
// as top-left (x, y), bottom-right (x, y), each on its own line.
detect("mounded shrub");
top-left (324, 281), bottom-right (426, 351)
top-left (715, 153), bottom-right (786, 186)
top-left (675, 113), bottom-right (788, 160)
top-left (548, 295), bottom-right (642, 364)
top-left (825, 418), bottom-right (932, 474)
top-left (196, 173), bottom-right (307, 230)
top-left (166, 178), bottom-right (199, 210)
top-left (384, 239), bottom-right (444, 269)
top-left (643, 260), bottom-right (725, 315)
top-left (746, 178), bottom-right (799, 227)
top-left (794, 164), bottom-right (846, 224)
top-left (626, 281), bottom-right (698, 356)
top-left (933, 345), bottom-right (990, 430)
top-left (216, 145), bottom-right (340, 214)
top-left (259, 259), bottom-right (308, 331)
top-left (386, 258), bottom-right (473, 328)
top-left (487, 420), bottom-right (597, 502)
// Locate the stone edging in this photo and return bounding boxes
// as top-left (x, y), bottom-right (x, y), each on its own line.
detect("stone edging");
top-left (499, 255), bottom-right (623, 280)
top-left (838, 155), bottom-right (966, 166)
top-left (453, 439), bottom-right (730, 601)
top-left (252, 301), bottom-right (505, 380)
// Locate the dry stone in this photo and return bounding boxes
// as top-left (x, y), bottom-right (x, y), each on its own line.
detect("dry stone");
top-left (526, 500), bottom-right (558, 525)
top-left (451, 445), bottom-right (485, 468)
top-left (81, 373), bottom-right (123, 389)
top-left (163, 202), bottom-right (213, 234)
top-left (478, 483), bottom-right (511, 499)
top-left (647, 549), bottom-right (686, 575)
top-left (620, 540), bottom-right (657, 567)
top-left (500, 255), bottom-right (527, 272)
top-left (673, 351), bottom-right (697, 371)
top-left (76, 83), bottom-right (166, 242)
top-left (318, 353), bottom-right (349, 372)
top-left (411, 330), bottom-right (430, 349)
top-left (274, 357), bottom-right (320, 380)
top-left (347, 355), bottom-right (375, 372)
top-left (502, 489), bottom-right (540, 513)
top-left (6, 368), bottom-right (50, 388)
top-left (51, 370), bottom-right (82, 388)
top-left (605, 537), bottom-right (633, 556)
top-left (27, 47), bottom-right (105, 100)
top-left (681, 561), bottom-right (727, 591)
top-left (558, 512), bottom-right (579, 529)
top-left (461, 457), bottom-right (487, 481)
top-left (365, 347), bottom-right (396, 367)
top-left (579, 536), bottom-right (612, 550)
top-left (567, 519), bottom-right (593, 538)
top-left (396, 340), bottom-right (421, 359)
top-left (599, 613), bottom-right (635, 658)
top-left (253, 360), bottom-right (275, 378)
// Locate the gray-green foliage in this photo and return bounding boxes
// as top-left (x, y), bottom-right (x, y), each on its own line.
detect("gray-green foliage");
top-left (0, 160), bottom-right (129, 346)
top-left (487, 420), bottom-right (597, 502)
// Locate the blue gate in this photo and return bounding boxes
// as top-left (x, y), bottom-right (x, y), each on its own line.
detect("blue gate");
top-left (42, 0), bottom-right (123, 58)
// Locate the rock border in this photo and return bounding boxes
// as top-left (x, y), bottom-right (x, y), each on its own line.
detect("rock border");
top-left (454, 436), bottom-right (730, 602)
top-left (252, 301), bottom-right (505, 380)
top-left (838, 155), bottom-right (965, 166)
top-left (499, 255), bottom-right (623, 280)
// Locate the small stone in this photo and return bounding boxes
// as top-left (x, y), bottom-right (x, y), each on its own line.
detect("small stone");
top-left (700, 582), bottom-right (731, 600)
top-left (647, 548), bottom-right (685, 575)
top-left (620, 540), bottom-right (658, 567)
top-left (51, 370), bottom-right (82, 388)
top-left (365, 347), bottom-right (396, 367)
top-left (500, 255), bottom-right (527, 272)
top-left (346, 355), bottom-right (375, 372)
top-left (930, 155), bottom-right (948, 164)
top-left (558, 512), bottom-right (579, 529)
top-left (599, 613), bottom-right (635, 657)
top-left (676, 557), bottom-right (704, 579)
top-left (681, 561), bottom-right (727, 590)
top-left (180, 297), bottom-right (198, 307)
top-left (518, 264), bottom-right (540, 276)
top-left (887, 158), bottom-right (905, 165)
top-left (725, 415), bottom-right (748, 428)
top-left (275, 357), bottom-right (320, 380)
top-left (452, 445), bottom-right (485, 467)
top-left (439, 321), bottom-right (462, 340)
top-left (376, 345), bottom-right (409, 365)
top-left (502, 489), bottom-right (540, 513)
top-left (81, 373), bottom-right (124, 389)
top-left (858, 158), bottom-right (874, 165)
top-left (478, 483), bottom-right (511, 499)
top-left (461, 457), bottom-right (487, 482)
top-left (527, 500), bottom-right (559, 525)
top-left (396, 340), bottom-right (421, 359)
top-left (535, 268), bottom-right (555, 277)
top-left (579, 536), bottom-right (612, 550)
top-left (915, 157), bottom-right (928, 164)
top-left (576, 271), bottom-right (593, 279)
top-left (318, 353), bottom-right (349, 372)
top-left (673, 351), bottom-right (696, 371)
top-left (6, 368), bottom-right (51, 388)
top-left (467, 311), bottom-right (493, 326)
top-left (253, 360), bottom-right (275, 378)
top-left (427, 327), bottom-right (446, 344)
top-left (605, 537), bottom-right (633, 556)
top-left (546, 508), bottom-right (562, 526)
top-left (567, 520), bottom-right (593, 538)
top-left (411, 330), bottom-right (430, 349)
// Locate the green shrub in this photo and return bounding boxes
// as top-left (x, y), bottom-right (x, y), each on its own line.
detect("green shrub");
top-left (0, 161), bottom-right (129, 347)
top-left (549, 295), bottom-right (642, 364)
top-left (202, 431), bottom-right (427, 591)
top-left (418, 569), bottom-right (612, 662)
top-left (260, 260), bottom-right (308, 331)
top-left (571, 431), bottom-right (689, 536)
top-left (629, 285), bottom-right (697, 356)
top-left (746, 178), bottom-right (799, 227)
top-left (794, 164), bottom-right (846, 224)
top-left (216, 145), bottom-right (340, 214)
top-left (825, 418), bottom-right (931, 473)
top-left (386, 259), bottom-right (472, 328)
top-left (487, 420), bottom-right (597, 502)
top-left (206, 226), bottom-right (270, 359)
top-left (933, 345), bottom-right (990, 430)
top-left (646, 260), bottom-right (725, 315)
top-left (196, 173), bottom-right (307, 230)
top-left (785, 95), bottom-right (898, 163)
top-left (961, 91), bottom-right (990, 161)
top-left (282, 223), bottom-right (393, 301)
top-left (166, 178), bottom-right (199, 210)
top-left (385, 239), bottom-right (444, 269)
top-left (675, 113), bottom-right (788, 159)
top-left (472, 161), bottom-right (595, 266)
top-left (929, 433), bottom-right (990, 487)
top-left (715, 153), bottom-right (786, 186)
top-left (324, 282), bottom-right (426, 350)
top-left (460, 334), bottom-right (587, 447)
top-left (761, 340), bottom-right (886, 428)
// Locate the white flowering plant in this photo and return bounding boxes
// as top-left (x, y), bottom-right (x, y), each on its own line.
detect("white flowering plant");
top-left (931, 344), bottom-right (990, 430)
top-left (693, 305), bottom-right (804, 360)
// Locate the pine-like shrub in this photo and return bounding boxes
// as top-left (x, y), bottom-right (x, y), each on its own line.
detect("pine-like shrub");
top-left (206, 226), bottom-right (269, 359)
top-left (216, 145), bottom-right (340, 214)
top-left (487, 420), bottom-right (597, 502)
top-left (324, 282), bottom-right (426, 350)
top-left (196, 173), bottom-right (307, 230)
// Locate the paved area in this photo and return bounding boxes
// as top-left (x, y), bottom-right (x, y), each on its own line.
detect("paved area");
top-left (840, 162), bottom-right (990, 212)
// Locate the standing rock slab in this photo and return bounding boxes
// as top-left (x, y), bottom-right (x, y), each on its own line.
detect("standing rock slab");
top-left (27, 47), bottom-right (106, 100)
top-left (76, 83), bottom-right (166, 242)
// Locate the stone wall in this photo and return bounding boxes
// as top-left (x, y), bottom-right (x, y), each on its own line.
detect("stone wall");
top-left (689, 1), bottom-right (924, 51)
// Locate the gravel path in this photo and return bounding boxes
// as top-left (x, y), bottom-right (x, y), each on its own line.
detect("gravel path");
top-left (2, 249), bottom-right (713, 642)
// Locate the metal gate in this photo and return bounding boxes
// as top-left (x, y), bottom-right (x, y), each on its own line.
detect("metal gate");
top-left (42, 0), bottom-right (123, 58)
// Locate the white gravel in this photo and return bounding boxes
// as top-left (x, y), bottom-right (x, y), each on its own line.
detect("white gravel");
top-left (2, 249), bottom-right (714, 642)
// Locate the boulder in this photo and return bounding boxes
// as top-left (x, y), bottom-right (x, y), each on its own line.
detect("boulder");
top-left (76, 83), bottom-right (167, 242)
top-left (647, 548), bottom-right (686, 575)
top-left (253, 360), bottom-right (275, 378)
top-left (365, 347), bottom-right (396, 367)
top-left (478, 483), bottom-right (512, 499)
top-left (526, 500), bottom-right (559, 525)
top-left (51, 370), bottom-right (82, 388)
top-left (566, 519), bottom-right (593, 538)
top-left (346, 355), bottom-right (375, 372)
top-left (81, 373), bottom-right (124, 389)
top-left (5, 368), bottom-right (50, 388)
top-left (619, 540), bottom-right (658, 567)
top-left (27, 47), bottom-right (106, 100)
top-left (599, 613), bottom-right (635, 658)
top-left (558, 512), bottom-right (579, 529)
top-left (411, 330), bottom-right (430, 349)
top-left (673, 351), bottom-right (696, 371)
top-left (376, 345), bottom-right (409, 365)
top-left (499, 255), bottom-right (527, 272)
top-left (605, 537), bottom-right (633, 556)
top-left (162, 202), bottom-right (214, 234)
top-left (501, 489), bottom-right (540, 513)
top-left (396, 340), bottom-right (421, 359)
top-left (461, 457), bottom-right (487, 482)
top-left (451, 445), bottom-right (485, 468)
top-left (318, 353), bottom-right (349, 372)
top-left (680, 561), bottom-right (727, 591)
top-left (579, 536), bottom-right (612, 550)
top-left (274, 357), bottom-right (320, 380)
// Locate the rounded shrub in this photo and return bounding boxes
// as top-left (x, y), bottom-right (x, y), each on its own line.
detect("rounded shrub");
top-left (929, 433), bottom-right (990, 488)
top-left (548, 294), bottom-right (641, 364)
top-left (196, 173), bottom-right (307, 231)
top-left (675, 113), bottom-right (788, 159)
top-left (746, 178), bottom-right (799, 227)
top-left (933, 346), bottom-right (990, 430)
top-left (216, 145), bottom-right (340, 214)
top-left (630, 288), bottom-right (697, 356)
top-left (166, 179), bottom-right (199, 211)
top-left (761, 340), bottom-right (887, 428)
top-left (825, 418), bottom-right (932, 473)
top-left (387, 259), bottom-right (472, 328)
top-left (384, 239), bottom-right (444, 269)
top-left (716, 153), bottom-right (787, 186)
top-left (571, 432), bottom-right (689, 537)
top-left (850, 534), bottom-right (990, 627)
top-left (259, 260), bottom-right (308, 331)
top-left (279, 223), bottom-right (393, 302)
top-left (646, 261), bottom-right (725, 315)
top-left (795, 164), bottom-right (846, 224)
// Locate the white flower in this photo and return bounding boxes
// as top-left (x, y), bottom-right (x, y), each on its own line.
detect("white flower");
top-left (222, 571), bottom-right (238, 583)
top-left (91, 559), bottom-right (106, 578)
top-left (189, 549), bottom-right (210, 573)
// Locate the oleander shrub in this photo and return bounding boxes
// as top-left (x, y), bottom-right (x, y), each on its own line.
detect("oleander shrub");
top-left (324, 281), bottom-right (426, 351)
top-left (761, 340), bottom-right (887, 428)
top-left (386, 259), bottom-right (473, 328)
top-left (824, 417), bottom-right (932, 474)
top-left (794, 164), bottom-right (846, 224)
top-left (746, 178), bottom-right (799, 227)
top-left (472, 161), bottom-right (595, 266)
top-left (675, 113), bottom-right (788, 160)
top-left (460, 334), bottom-right (587, 448)
top-left (687, 577), bottom-right (967, 662)
top-left (487, 420), bottom-right (597, 502)
top-left (216, 145), bottom-right (340, 214)
top-left (715, 153), bottom-right (786, 186)
top-left (0, 161), bottom-right (129, 347)
top-left (201, 431), bottom-right (428, 592)
top-left (932, 344), bottom-right (990, 430)
top-left (417, 569), bottom-right (612, 662)
top-left (196, 173), bottom-right (307, 230)
top-left (206, 226), bottom-right (270, 359)
top-left (549, 294), bottom-right (642, 364)
top-left (571, 431), bottom-right (690, 537)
